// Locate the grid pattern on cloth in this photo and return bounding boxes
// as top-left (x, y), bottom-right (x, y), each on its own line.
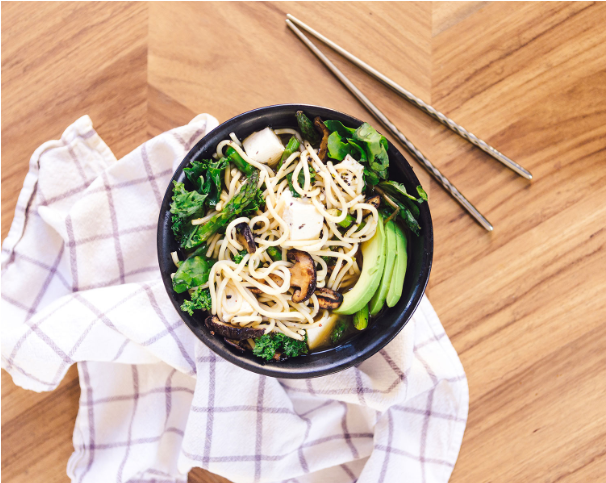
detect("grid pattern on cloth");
top-left (1, 115), bottom-right (469, 483)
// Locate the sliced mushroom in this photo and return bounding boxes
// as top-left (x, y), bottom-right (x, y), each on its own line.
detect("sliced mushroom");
top-left (247, 273), bottom-right (286, 295)
top-left (314, 117), bottom-right (330, 162)
top-left (205, 315), bottom-right (265, 340)
top-left (314, 287), bottom-right (344, 310)
top-left (224, 338), bottom-right (250, 352)
top-left (287, 249), bottom-right (317, 303)
top-left (366, 195), bottom-right (381, 210)
top-left (235, 223), bottom-right (257, 255)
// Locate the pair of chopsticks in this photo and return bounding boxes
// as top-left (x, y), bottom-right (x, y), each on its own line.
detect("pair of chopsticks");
top-left (286, 14), bottom-right (533, 232)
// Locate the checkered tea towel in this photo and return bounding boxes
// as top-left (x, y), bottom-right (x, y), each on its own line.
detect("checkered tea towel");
top-left (1, 114), bottom-right (469, 483)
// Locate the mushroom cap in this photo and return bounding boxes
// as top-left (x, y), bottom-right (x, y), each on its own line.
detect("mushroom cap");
top-left (205, 315), bottom-right (265, 340)
top-left (224, 338), bottom-right (250, 352)
top-left (366, 195), bottom-right (381, 210)
top-left (287, 249), bottom-right (317, 303)
top-left (314, 287), bottom-right (344, 310)
top-left (235, 222), bottom-right (257, 255)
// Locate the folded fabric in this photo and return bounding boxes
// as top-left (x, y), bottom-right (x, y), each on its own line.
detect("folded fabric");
top-left (1, 114), bottom-right (468, 483)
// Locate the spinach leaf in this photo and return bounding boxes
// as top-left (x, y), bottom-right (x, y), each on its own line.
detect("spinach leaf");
top-left (354, 123), bottom-right (389, 179)
top-left (378, 180), bottom-right (427, 218)
top-left (417, 185), bottom-right (428, 202)
top-left (180, 287), bottom-right (212, 315)
top-left (363, 168), bottom-right (380, 187)
top-left (327, 131), bottom-right (350, 161)
top-left (296, 111), bottom-right (320, 145)
top-left (172, 255), bottom-right (213, 293)
top-left (347, 139), bottom-right (367, 162)
top-left (397, 203), bottom-right (421, 236)
top-left (323, 120), bottom-right (356, 138)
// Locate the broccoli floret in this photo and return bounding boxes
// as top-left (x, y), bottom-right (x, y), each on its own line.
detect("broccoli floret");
top-left (253, 333), bottom-right (308, 361)
top-left (180, 287), bottom-right (212, 316)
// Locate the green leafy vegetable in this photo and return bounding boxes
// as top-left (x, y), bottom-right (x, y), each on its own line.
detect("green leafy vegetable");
top-left (327, 131), bottom-right (350, 161)
top-left (378, 180), bottom-right (429, 219)
top-left (170, 181), bottom-right (208, 219)
top-left (180, 287), bottom-right (212, 315)
top-left (184, 170), bottom-right (263, 249)
top-left (396, 203), bottom-right (421, 236)
top-left (184, 158), bottom-right (228, 207)
top-left (233, 249), bottom-right (247, 264)
top-left (347, 139), bottom-right (367, 162)
top-left (296, 111), bottom-right (320, 145)
top-left (417, 185), bottom-right (428, 202)
top-left (172, 255), bottom-right (213, 293)
top-left (354, 123), bottom-right (389, 180)
top-left (253, 333), bottom-right (308, 361)
top-left (225, 146), bottom-right (254, 176)
top-left (363, 168), bottom-right (380, 187)
top-left (287, 165), bottom-right (316, 198)
top-left (324, 120), bottom-right (356, 138)
top-left (330, 318), bottom-right (350, 344)
top-left (170, 181), bottom-right (208, 245)
top-left (277, 136), bottom-right (301, 171)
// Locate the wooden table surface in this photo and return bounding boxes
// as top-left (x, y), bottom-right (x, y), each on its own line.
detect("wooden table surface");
top-left (2, 2), bottom-right (605, 482)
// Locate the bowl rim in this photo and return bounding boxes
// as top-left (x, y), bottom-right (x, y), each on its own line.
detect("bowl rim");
top-left (157, 103), bottom-right (433, 378)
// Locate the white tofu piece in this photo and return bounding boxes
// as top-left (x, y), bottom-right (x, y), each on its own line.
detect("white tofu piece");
top-left (306, 314), bottom-right (342, 350)
top-left (335, 154), bottom-right (364, 188)
top-left (281, 191), bottom-right (324, 241)
top-left (222, 286), bottom-right (254, 322)
top-left (242, 127), bottom-right (285, 166)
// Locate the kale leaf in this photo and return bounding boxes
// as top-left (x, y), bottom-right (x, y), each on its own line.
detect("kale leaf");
top-left (184, 158), bottom-right (228, 207)
top-left (253, 333), bottom-right (308, 361)
top-left (170, 181), bottom-right (208, 245)
top-left (180, 287), bottom-right (212, 316)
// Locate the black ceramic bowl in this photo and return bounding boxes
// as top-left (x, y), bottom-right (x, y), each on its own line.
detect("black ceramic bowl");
top-left (158, 104), bottom-right (433, 378)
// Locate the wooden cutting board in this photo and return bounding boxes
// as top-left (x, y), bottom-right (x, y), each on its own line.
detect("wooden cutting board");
top-left (2, 2), bottom-right (605, 482)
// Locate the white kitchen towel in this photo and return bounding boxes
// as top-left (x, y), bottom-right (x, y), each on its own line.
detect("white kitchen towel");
top-left (1, 114), bottom-right (468, 483)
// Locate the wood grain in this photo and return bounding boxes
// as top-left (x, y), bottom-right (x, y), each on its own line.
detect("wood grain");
top-left (2, 2), bottom-right (606, 482)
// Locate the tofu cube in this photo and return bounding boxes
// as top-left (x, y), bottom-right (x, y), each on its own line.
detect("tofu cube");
top-left (242, 127), bottom-right (285, 166)
top-left (335, 154), bottom-right (364, 188)
top-left (281, 191), bottom-right (324, 241)
top-left (306, 314), bottom-right (342, 350)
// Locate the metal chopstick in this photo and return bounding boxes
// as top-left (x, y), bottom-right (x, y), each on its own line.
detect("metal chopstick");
top-left (286, 19), bottom-right (494, 231)
top-left (287, 14), bottom-right (532, 181)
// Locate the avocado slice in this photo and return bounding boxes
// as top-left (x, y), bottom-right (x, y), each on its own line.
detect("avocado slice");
top-left (334, 213), bottom-right (387, 315)
top-left (386, 223), bottom-right (408, 307)
top-left (369, 221), bottom-right (398, 316)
